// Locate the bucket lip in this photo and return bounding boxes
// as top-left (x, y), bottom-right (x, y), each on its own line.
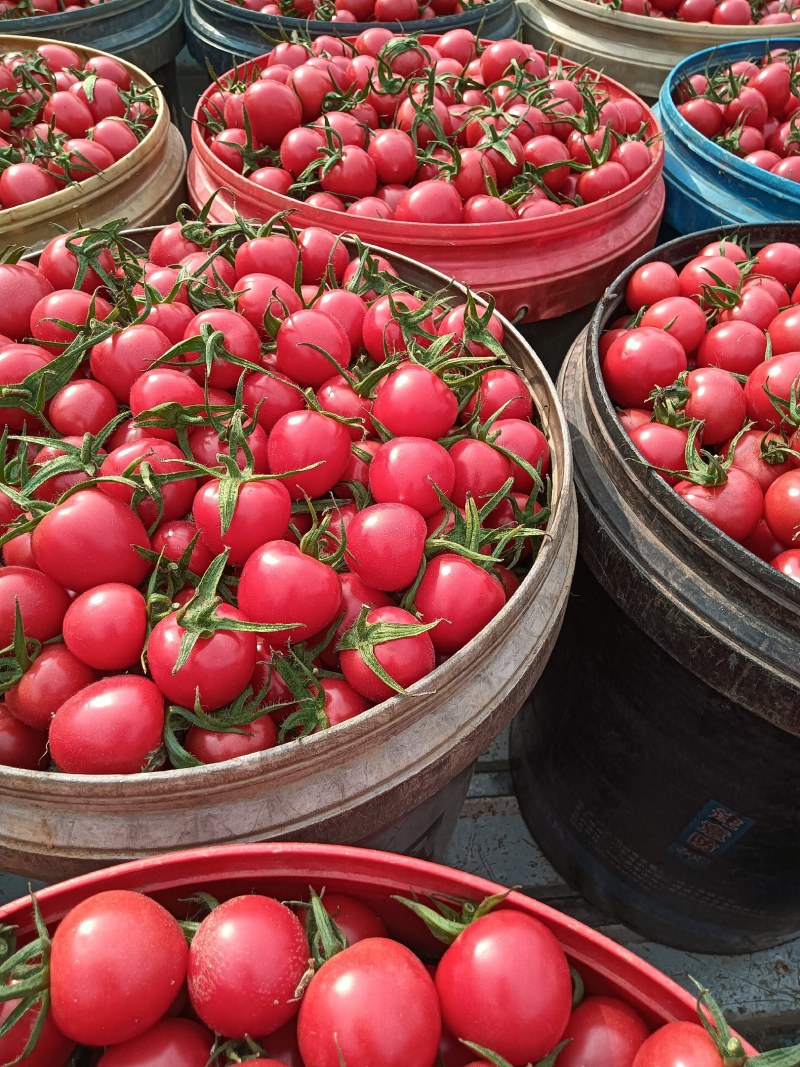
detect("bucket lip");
top-left (0, 223), bottom-right (575, 792)
top-left (189, 0), bottom-right (514, 34)
top-left (0, 0), bottom-right (182, 31)
top-left (190, 41), bottom-right (663, 240)
top-left (520, 0), bottom-right (800, 40)
top-left (0, 33), bottom-right (175, 222)
top-left (657, 37), bottom-right (800, 202)
top-left (582, 221), bottom-right (800, 608)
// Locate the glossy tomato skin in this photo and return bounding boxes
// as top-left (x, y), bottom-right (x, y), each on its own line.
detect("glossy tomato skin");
top-left (339, 605), bottom-right (436, 702)
top-left (96, 1018), bottom-right (215, 1067)
top-left (188, 895), bottom-right (309, 1039)
top-left (369, 437), bottom-right (456, 517)
top-left (415, 554), bottom-right (506, 654)
top-left (674, 467), bottom-right (763, 543)
top-left (238, 540), bottom-right (342, 644)
top-left (49, 676), bottom-right (165, 774)
top-left (5, 644), bottom-right (97, 732)
top-left (62, 583), bottom-right (147, 671)
top-left (0, 565), bottom-right (70, 646)
top-left (297, 937), bottom-right (441, 1067)
top-left (435, 910), bottom-right (572, 1065)
top-left (50, 890), bottom-right (189, 1047)
top-left (147, 605), bottom-right (258, 712)
top-left (603, 328), bottom-right (688, 409)
top-left (192, 478), bottom-right (292, 567)
top-left (631, 1020), bottom-right (723, 1067)
top-left (31, 490), bottom-right (151, 593)
top-left (764, 469), bottom-right (800, 546)
top-left (267, 410), bottom-right (352, 499)
top-left (557, 996), bottom-right (651, 1067)
top-left (345, 503), bottom-right (426, 592)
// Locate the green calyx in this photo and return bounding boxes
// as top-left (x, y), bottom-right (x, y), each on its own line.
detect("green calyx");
top-left (336, 606), bottom-right (439, 696)
top-left (391, 890), bottom-right (510, 946)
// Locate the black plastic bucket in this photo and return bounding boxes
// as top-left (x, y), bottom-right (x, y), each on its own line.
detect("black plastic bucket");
top-left (510, 223), bottom-right (800, 955)
top-left (185, 0), bottom-right (521, 74)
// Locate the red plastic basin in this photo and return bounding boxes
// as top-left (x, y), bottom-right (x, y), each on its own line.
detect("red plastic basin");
top-left (186, 43), bottom-right (665, 325)
top-left (0, 842), bottom-right (757, 1054)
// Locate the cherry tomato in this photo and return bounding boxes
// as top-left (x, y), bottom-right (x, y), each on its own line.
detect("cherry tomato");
top-left (50, 890), bottom-right (189, 1046)
top-left (188, 895), bottom-right (309, 1039)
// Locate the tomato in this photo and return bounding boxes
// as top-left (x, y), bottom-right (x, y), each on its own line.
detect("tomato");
top-left (0, 997), bottom-right (73, 1067)
top-left (0, 702), bottom-right (48, 768)
top-left (0, 262), bottom-right (53, 341)
top-left (629, 423), bottom-right (689, 485)
top-left (30, 288), bottom-right (113, 354)
top-left (696, 321), bottom-right (767, 376)
top-left (678, 256), bottom-right (741, 302)
top-left (31, 489), bottom-right (151, 593)
top-left (267, 410), bottom-right (352, 499)
top-left (631, 1021), bottom-right (723, 1067)
top-left (62, 583), bottom-right (147, 671)
top-left (0, 565), bottom-right (70, 645)
top-left (38, 232), bottom-right (114, 293)
top-left (129, 368), bottom-right (206, 441)
top-left (489, 418), bottom-right (550, 492)
top-left (185, 711), bottom-right (278, 763)
top-left (640, 296), bottom-right (707, 355)
top-left (345, 502), bottom-right (426, 592)
top-left (311, 893), bottom-right (388, 947)
top-left (239, 540), bottom-right (342, 644)
top-left (764, 468), bottom-right (800, 545)
top-left (188, 895), bottom-right (309, 1039)
top-left (435, 910), bottom-right (572, 1065)
top-left (99, 438), bottom-right (198, 528)
top-left (557, 996), bottom-right (651, 1067)
top-left (235, 273), bottom-right (303, 335)
top-left (603, 328), bottom-right (688, 408)
top-left (0, 343), bottom-right (51, 431)
top-left (50, 890), bottom-right (189, 1046)
top-left (772, 547), bottom-right (800, 580)
top-left (394, 180), bottom-right (463, 224)
top-left (415, 554), bottom-right (506, 654)
top-left (297, 937), bottom-right (440, 1067)
top-left (368, 437), bottom-right (456, 517)
top-left (372, 363), bottom-right (458, 439)
top-left (49, 675), bottom-right (165, 774)
top-left (0, 162), bottom-right (59, 207)
top-left (5, 644), bottom-right (97, 732)
top-left (675, 467), bottom-right (763, 543)
top-left (148, 604), bottom-right (258, 712)
top-left (297, 227), bottom-right (349, 285)
top-left (276, 308), bottom-right (352, 387)
top-left (193, 478), bottom-right (292, 567)
top-left (96, 1018), bottom-right (215, 1067)
top-left (339, 605), bottom-right (435, 701)
top-left (681, 368), bottom-right (747, 445)
top-left (744, 351), bottom-right (800, 429)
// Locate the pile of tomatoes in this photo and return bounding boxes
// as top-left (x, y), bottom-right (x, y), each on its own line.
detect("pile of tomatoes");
top-left (0, 209), bottom-right (550, 775)
top-left (0, 877), bottom-right (769, 1066)
top-left (673, 49), bottom-right (800, 181)
top-left (221, 0), bottom-right (485, 22)
top-left (593, 0), bottom-right (797, 25)
top-left (600, 236), bottom-right (800, 579)
top-left (0, 40), bottom-right (156, 209)
top-left (197, 32), bottom-right (658, 224)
